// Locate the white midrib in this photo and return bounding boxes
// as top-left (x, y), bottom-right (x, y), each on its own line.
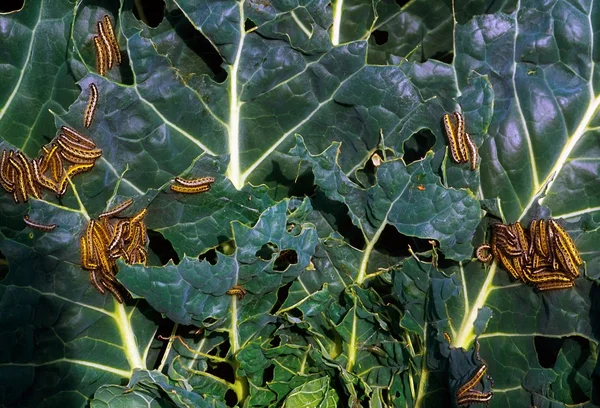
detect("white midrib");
top-left (227, 3), bottom-right (245, 189)
top-left (0, 1), bottom-right (43, 121)
top-left (113, 302), bottom-right (144, 370)
top-left (331, 0), bottom-right (344, 46)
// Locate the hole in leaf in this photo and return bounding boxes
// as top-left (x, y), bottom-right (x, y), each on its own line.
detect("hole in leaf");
top-left (403, 129), bottom-right (436, 164)
top-left (256, 242), bottom-right (279, 261)
top-left (356, 148), bottom-right (396, 187)
top-left (244, 18), bottom-right (257, 32)
top-left (199, 248), bottom-right (218, 265)
top-left (218, 239), bottom-right (236, 256)
top-left (274, 249), bottom-right (298, 271)
top-left (165, 8), bottom-right (227, 83)
top-left (132, 0), bottom-right (165, 27)
top-left (263, 364), bottom-right (275, 384)
top-left (203, 317), bottom-right (218, 326)
top-left (262, 161), bottom-right (316, 200)
top-left (270, 336), bottom-right (281, 348)
top-left (270, 281), bottom-right (292, 314)
top-left (217, 340), bottom-right (230, 358)
top-left (148, 230), bottom-right (180, 265)
top-left (0, 0), bottom-right (23, 12)
top-left (224, 389), bottom-right (238, 407)
top-left (395, 0), bottom-right (410, 7)
top-left (152, 320), bottom-right (176, 372)
top-left (534, 336), bottom-right (563, 368)
top-left (0, 250), bottom-right (8, 281)
top-left (372, 30), bottom-right (389, 45)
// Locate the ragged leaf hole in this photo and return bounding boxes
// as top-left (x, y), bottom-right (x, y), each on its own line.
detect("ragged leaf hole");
top-left (263, 364), bottom-right (275, 385)
top-left (0, 0), bottom-right (23, 12)
top-left (244, 18), bottom-right (257, 32)
top-left (403, 129), bottom-right (436, 165)
top-left (203, 317), bottom-right (218, 325)
top-left (199, 248), bottom-right (217, 265)
top-left (274, 249), bottom-right (298, 271)
top-left (224, 389), bottom-right (238, 407)
top-left (256, 242), bottom-right (278, 261)
top-left (357, 148), bottom-right (396, 187)
top-left (371, 30), bottom-right (389, 45)
top-left (270, 335), bottom-right (281, 348)
top-left (270, 281), bottom-right (292, 314)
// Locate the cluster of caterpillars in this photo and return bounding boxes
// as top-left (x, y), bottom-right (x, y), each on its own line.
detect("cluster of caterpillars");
top-left (93, 15), bottom-right (121, 76)
top-left (80, 199), bottom-right (148, 302)
top-left (455, 341), bottom-right (494, 406)
top-left (476, 219), bottom-right (582, 291)
top-left (0, 126), bottom-right (101, 203)
top-left (443, 111), bottom-right (478, 171)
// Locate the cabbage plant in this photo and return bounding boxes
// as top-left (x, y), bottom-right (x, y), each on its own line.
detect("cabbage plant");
top-left (0, 0), bottom-right (598, 407)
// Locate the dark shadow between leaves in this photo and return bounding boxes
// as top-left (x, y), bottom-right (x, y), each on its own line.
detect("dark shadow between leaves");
top-left (263, 161), bottom-right (316, 201)
top-left (148, 229), bottom-right (180, 265)
top-left (533, 336), bottom-right (563, 368)
top-left (428, 50), bottom-right (454, 64)
top-left (373, 224), bottom-right (433, 259)
top-left (132, 0), bottom-right (165, 27)
top-left (270, 281), bottom-right (292, 314)
top-left (535, 335), bottom-right (591, 404)
top-left (165, 7), bottom-right (227, 83)
top-left (0, 249), bottom-right (8, 281)
top-left (311, 190), bottom-right (365, 249)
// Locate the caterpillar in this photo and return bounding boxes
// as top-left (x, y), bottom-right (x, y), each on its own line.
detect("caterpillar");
top-left (456, 364), bottom-right (488, 397)
top-left (174, 176), bottom-right (216, 187)
top-left (84, 83), bottom-right (99, 128)
top-left (93, 36), bottom-right (107, 76)
top-left (99, 198), bottom-right (133, 219)
top-left (103, 15), bottom-right (121, 65)
top-left (32, 158), bottom-right (59, 192)
top-left (226, 285), bottom-right (247, 300)
top-left (61, 126), bottom-right (96, 149)
top-left (457, 389), bottom-right (493, 406)
top-left (97, 21), bottom-right (113, 69)
top-left (443, 113), bottom-right (462, 163)
top-left (453, 112), bottom-right (470, 163)
top-left (535, 280), bottom-right (575, 292)
top-left (475, 244), bottom-right (493, 263)
top-left (57, 163), bottom-right (94, 195)
top-left (23, 215), bottom-right (57, 231)
top-left (170, 184), bottom-right (212, 194)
